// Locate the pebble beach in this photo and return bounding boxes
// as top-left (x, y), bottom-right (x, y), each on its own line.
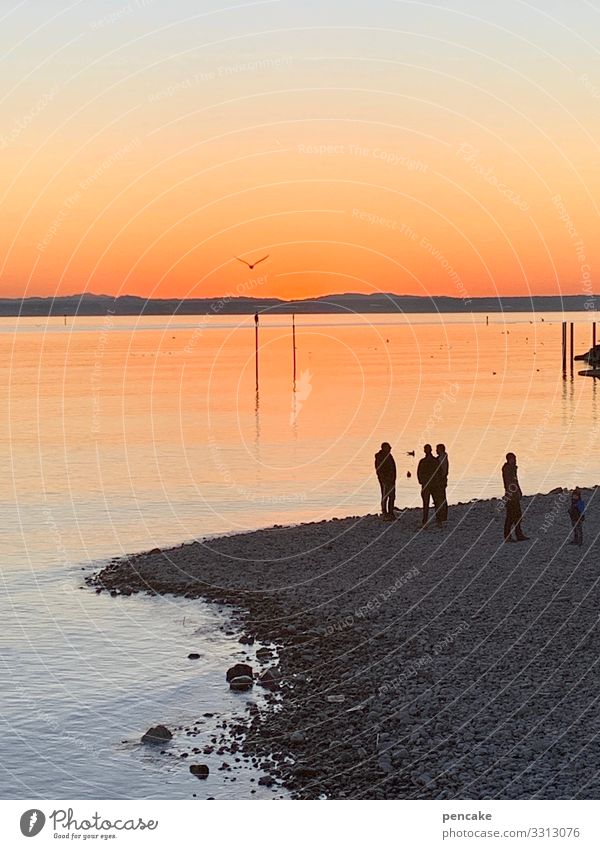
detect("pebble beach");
top-left (91, 487), bottom-right (600, 799)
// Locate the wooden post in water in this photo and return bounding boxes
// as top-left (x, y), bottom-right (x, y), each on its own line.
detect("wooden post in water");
top-left (254, 312), bottom-right (259, 392)
top-left (292, 313), bottom-right (297, 388)
top-left (593, 322), bottom-right (597, 349)
top-left (570, 322), bottom-right (574, 372)
top-left (562, 322), bottom-right (567, 373)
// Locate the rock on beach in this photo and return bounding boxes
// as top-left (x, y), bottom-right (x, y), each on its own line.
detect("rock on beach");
top-left (226, 663), bottom-right (253, 682)
top-left (229, 675), bottom-right (254, 692)
top-left (189, 764), bottom-right (210, 779)
top-left (141, 725), bottom-right (172, 744)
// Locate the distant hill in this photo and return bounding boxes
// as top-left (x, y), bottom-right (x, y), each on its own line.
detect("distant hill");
top-left (0, 292), bottom-right (597, 316)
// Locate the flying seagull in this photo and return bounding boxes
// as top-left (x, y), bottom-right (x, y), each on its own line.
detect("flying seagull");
top-left (235, 254), bottom-right (269, 270)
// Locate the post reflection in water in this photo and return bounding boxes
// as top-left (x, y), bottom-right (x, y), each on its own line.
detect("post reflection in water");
top-left (254, 388), bottom-right (260, 457)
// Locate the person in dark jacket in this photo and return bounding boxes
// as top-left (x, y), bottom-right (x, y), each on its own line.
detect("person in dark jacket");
top-left (417, 444), bottom-right (438, 526)
top-left (568, 487), bottom-right (585, 546)
top-left (434, 443), bottom-right (449, 525)
top-left (502, 452), bottom-right (529, 542)
top-left (374, 442), bottom-right (396, 520)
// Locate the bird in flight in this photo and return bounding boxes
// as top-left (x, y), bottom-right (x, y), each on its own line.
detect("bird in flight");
top-left (235, 254), bottom-right (269, 270)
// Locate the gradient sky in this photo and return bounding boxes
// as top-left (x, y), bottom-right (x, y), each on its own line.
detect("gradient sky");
top-left (1, 0), bottom-right (600, 300)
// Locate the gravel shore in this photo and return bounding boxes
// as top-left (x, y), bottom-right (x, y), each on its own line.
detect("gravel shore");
top-left (91, 487), bottom-right (600, 799)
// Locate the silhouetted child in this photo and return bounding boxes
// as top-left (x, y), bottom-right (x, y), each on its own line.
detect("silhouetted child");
top-left (502, 452), bottom-right (529, 542)
top-left (568, 487), bottom-right (585, 546)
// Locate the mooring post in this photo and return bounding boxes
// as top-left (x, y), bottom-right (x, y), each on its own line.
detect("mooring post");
top-left (254, 312), bottom-right (259, 392)
top-left (562, 322), bottom-right (567, 373)
top-left (570, 322), bottom-right (574, 372)
top-left (292, 313), bottom-right (297, 388)
top-left (593, 321), bottom-right (597, 349)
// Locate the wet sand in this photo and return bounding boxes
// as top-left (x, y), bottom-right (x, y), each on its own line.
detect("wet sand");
top-left (90, 487), bottom-right (600, 799)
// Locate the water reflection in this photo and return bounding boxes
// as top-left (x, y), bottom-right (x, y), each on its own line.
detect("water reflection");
top-left (3, 313), bottom-right (600, 549)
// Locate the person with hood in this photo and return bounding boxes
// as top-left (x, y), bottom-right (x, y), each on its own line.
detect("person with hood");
top-left (374, 442), bottom-right (396, 520)
top-left (568, 487), bottom-right (585, 546)
top-left (417, 444), bottom-right (438, 526)
top-left (502, 452), bottom-right (529, 542)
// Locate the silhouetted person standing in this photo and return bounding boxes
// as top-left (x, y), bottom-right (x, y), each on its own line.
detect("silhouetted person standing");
top-left (502, 452), bottom-right (529, 542)
top-left (375, 442), bottom-right (396, 520)
top-left (417, 444), bottom-right (438, 526)
top-left (433, 443), bottom-right (449, 526)
top-left (568, 487), bottom-right (585, 546)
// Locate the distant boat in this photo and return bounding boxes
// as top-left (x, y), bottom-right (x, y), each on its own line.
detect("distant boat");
top-left (574, 344), bottom-right (600, 365)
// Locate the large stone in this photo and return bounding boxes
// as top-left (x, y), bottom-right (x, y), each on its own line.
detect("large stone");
top-left (141, 724), bottom-right (172, 744)
top-left (226, 663), bottom-right (253, 682)
top-left (258, 667), bottom-right (280, 689)
top-left (294, 763), bottom-right (318, 779)
top-left (256, 647), bottom-right (273, 661)
top-left (189, 764), bottom-right (209, 779)
top-left (229, 675), bottom-right (253, 691)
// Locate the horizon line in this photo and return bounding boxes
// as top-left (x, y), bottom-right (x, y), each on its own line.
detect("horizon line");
top-left (1, 292), bottom-right (598, 303)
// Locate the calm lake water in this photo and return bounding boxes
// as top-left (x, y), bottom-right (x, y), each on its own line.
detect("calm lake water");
top-left (1, 311), bottom-right (598, 798)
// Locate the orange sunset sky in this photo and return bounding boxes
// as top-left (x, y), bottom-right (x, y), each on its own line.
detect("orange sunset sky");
top-left (1, 0), bottom-right (600, 301)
